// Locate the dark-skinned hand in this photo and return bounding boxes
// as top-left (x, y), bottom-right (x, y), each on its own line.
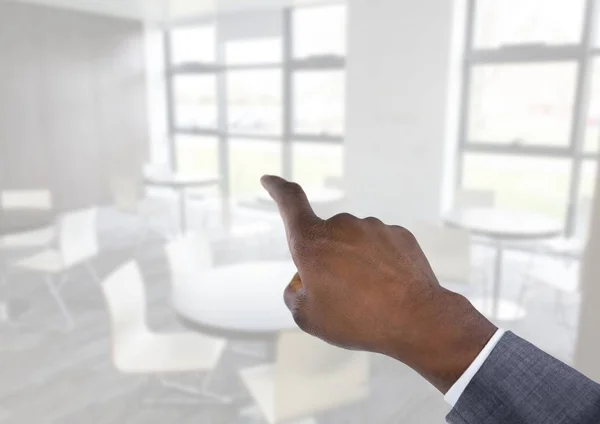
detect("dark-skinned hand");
top-left (261, 175), bottom-right (497, 393)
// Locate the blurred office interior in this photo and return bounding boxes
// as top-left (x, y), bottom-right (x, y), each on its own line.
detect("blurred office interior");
top-left (0, 0), bottom-right (599, 422)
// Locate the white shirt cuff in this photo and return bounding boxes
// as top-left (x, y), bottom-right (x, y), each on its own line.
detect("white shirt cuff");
top-left (444, 328), bottom-right (506, 407)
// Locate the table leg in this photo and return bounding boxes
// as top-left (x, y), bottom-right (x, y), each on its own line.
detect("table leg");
top-left (491, 241), bottom-right (503, 319)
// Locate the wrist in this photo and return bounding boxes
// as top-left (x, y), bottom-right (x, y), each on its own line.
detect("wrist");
top-left (387, 290), bottom-right (497, 393)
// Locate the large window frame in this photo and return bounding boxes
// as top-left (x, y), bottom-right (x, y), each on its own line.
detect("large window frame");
top-left (456, 0), bottom-right (600, 235)
top-left (163, 3), bottom-right (346, 209)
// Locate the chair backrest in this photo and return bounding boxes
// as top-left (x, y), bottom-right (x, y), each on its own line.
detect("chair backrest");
top-left (165, 232), bottom-right (213, 282)
top-left (411, 221), bottom-right (471, 285)
top-left (109, 176), bottom-right (142, 214)
top-left (454, 189), bottom-right (495, 209)
top-left (0, 189), bottom-right (53, 210)
top-left (101, 261), bottom-right (148, 365)
top-left (59, 208), bottom-right (99, 267)
top-left (273, 331), bottom-right (369, 422)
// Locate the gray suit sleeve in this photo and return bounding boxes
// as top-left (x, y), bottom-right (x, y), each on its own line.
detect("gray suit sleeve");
top-left (446, 331), bottom-right (600, 424)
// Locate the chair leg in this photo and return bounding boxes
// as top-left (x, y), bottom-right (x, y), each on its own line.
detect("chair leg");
top-left (199, 368), bottom-right (233, 404)
top-left (44, 275), bottom-right (74, 330)
top-left (156, 370), bottom-right (232, 405)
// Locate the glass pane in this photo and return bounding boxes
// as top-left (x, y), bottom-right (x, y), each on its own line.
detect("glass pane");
top-left (292, 142), bottom-right (344, 188)
top-left (474, 0), bottom-right (585, 49)
top-left (462, 153), bottom-right (571, 221)
top-left (225, 38), bottom-right (282, 65)
top-left (175, 135), bottom-right (219, 176)
top-left (584, 58), bottom-right (600, 153)
top-left (293, 71), bottom-right (346, 136)
top-left (173, 75), bottom-right (217, 129)
top-left (227, 70), bottom-right (282, 135)
top-left (293, 4), bottom-right (347, 59)
top-left (229, 139), bottom-right (282, 197)
top-left (171, 26), bottom-right (215, 65)
top-left (469, 63), bottom-right (577, 146)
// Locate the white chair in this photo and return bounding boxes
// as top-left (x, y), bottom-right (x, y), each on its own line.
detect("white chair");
top-left (11, 208), bottom-right (99, 329)
top-left (411, 222), bottom-right (481, 295)
top-left (239, 330), bottom-right (369, 424)
top-left (0, 190), bottom-right (56, 328)
top-left (518, 257), bottom-right (580, 329)
top-left (109, 176), bottom-right (177, 244)
top-left (512, 198), bottom-right (592, 302)
top-left (0, 189), bottom-right (56, 250)
top-left (1, 190), bottom-right (56, 291)
top-left (538, 197), bottom-right (593, 259)
top-left (101, 261), bottom-right (228, 403)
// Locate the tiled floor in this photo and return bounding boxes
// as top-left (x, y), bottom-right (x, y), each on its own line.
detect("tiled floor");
top-left (0, 202), bottom-right (581, 423)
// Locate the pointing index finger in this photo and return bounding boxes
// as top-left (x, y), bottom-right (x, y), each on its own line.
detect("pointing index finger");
top-left (260, 175), bottom-right (321, 239)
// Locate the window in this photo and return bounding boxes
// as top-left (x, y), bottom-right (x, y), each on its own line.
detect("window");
top-left (175, 135), bottom-right (219, 176)
top-left (170, 26), bottom-right (216, 65)
top-left (292, 142), bottom-right (344, 188)
top-left (173, 75), bottom-right (217, 129)
top-left (227, 70), bottom-right (282, 135)
top-left (293, 71), bottom-right (345, 136)
top-left (469, 63), bottom-right (577, 146)
top-left (457, 0), bottom-right (599, 233)
top-left (462, 154), bottom-right (571, 220)
top-left (166, 4), bottom-right (347, 206)
top-left (229, 139), bottom-right (282, 197)
top-left (473, 0), bottom-right (586, 49)
top-left (293, 4), bottom-right (347, 59)
top-left (225, 38), bottom-right (282, 65)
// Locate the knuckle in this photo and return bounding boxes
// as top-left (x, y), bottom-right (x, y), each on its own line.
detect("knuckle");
top-left (364, 216), bottom-right (384, 226)
top-left (330, 212), bottom-right (357, 226)
top-left (393, 225), bottom-right (416, 239)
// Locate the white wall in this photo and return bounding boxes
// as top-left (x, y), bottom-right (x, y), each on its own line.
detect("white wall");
top-left (575, 165), bottom-right (600, 381)
top-left (345, 0), bottom-right (457, 226)
top-left (0, 1), bottom-right (147, 212)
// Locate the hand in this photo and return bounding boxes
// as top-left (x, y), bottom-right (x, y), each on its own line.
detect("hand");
top-left (261, 175), bottom-right (497, 393)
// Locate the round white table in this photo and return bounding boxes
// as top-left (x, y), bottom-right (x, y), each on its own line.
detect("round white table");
top-left (444, 208), bottom-right (563, 321)
top-left (172, 261), bottom-right (298, 339)
top-left (144, 172), bottom-right (221, 233)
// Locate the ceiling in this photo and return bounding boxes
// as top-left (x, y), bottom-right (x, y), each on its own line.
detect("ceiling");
top-left (7, 0), bottom-right (335, 22)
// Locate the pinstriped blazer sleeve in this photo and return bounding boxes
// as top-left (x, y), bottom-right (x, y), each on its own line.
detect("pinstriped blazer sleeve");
top-left (446, 331), bottom-right (600, 424)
